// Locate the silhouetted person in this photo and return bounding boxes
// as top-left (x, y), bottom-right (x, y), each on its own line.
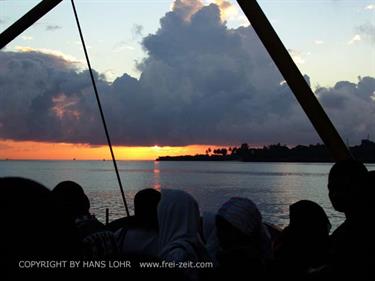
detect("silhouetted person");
top-left (115, 188), bottom-right (161, 258)
top-left (202, 212), bottom-right (220, 266)
top-left (0, 177), bottom-right (79, 280)
top-left (52, 181), bottom-right (117, 259)
top-left (272, 200), bottom-right (331, 280)
top-left (158, 189), bottom-right (210, 281)
top-left (215, 197), bottom-right (272, 281)
top-left (327, 160), bottom-right (373, 280)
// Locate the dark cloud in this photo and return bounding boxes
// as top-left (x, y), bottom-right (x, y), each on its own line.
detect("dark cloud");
top-left (46, 25), bottom-right (62, 31)
top-left (357, 23), bottom-right (375, 44)
top-left (0, 0), bottom-right (374, 147)
top-left (317, 77), bottom-right (375, 142)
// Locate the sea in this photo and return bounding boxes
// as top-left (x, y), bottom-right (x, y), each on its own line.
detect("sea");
top-left (2, 160), bottom-right (373, 229)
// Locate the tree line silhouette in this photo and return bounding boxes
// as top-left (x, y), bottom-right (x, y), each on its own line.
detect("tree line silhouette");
top-left (157, 139), bottom-right (375, 163)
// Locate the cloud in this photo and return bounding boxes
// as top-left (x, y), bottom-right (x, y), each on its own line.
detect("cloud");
top-left (357, 23), bottom-right (375, 44)
top-left (348, 34), bottom-right (361, 45)
top-left (171, 0), bottom-right (204, 21)
top-left (46, 25), bottom-right (62, 31)
top-left (0, 143), bottom-right (11, 150)
top-left (214, 0), bottom-right (239, 21)
top-left (0, 0), bottom-right (374, 147)
top-left (113, 41), bottom-right (135, 53)
top-left (314, 40), bottom-right (324, 45)
top-left (317, 77), bottom-right (375, 141)
top-left (14, 46), bottom-right (83, 66)
top-left (21, 36), bottom-right (33, 41)
top-left (131, 24), bottom-right (144, 39)
top-left (288, 49), bottom-right (306, 64)
top-left (365, 4), bottom-right (375, 10)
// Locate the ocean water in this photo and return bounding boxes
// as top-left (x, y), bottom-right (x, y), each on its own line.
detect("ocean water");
top-left (1, 160), bottom-right (373, 229)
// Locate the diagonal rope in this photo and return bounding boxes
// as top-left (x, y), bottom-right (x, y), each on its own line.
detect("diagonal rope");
top-left (71, 0), bottom-right (130, 217)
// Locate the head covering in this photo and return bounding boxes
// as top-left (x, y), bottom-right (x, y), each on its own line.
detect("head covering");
top-left (158, 189), bottom-right (208, 262)
top-left (217, 197), bottom-right (262, 237)
top-left (289, 200), bottom-right (331, 233)
top-left (217, 197), bottom-right (272, 259)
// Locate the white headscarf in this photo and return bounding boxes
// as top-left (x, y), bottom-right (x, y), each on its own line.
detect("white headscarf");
top-left (158, 189), bottom-right (208, 262)
top-left (217, 197), bottom-right (272, 259)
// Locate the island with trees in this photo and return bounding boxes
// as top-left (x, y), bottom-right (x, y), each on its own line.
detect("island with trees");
top-left (156, 139), bottom-right (375, 163)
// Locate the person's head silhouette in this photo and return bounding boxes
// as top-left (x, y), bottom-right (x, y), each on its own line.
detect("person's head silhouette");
top-left (0, 177), bottom-right (79, 278)
top-left (52, 180), bottom-right (90, 220)
top-left (289, 200), bottom-right (331, 234)
top-left (328, 160), bottom-right (368, 217)
top-left (134, 188), bottom-right (161, 228)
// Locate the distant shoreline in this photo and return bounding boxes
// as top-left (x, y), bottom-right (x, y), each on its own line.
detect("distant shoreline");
top-left (157, 140), bottom-right (375, 163)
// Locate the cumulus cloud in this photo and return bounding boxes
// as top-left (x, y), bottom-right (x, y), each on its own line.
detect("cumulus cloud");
top-left (365, 4), bottom-right (375, 10)
top-left (171, 0), bottom-right (204, 21)
top-left (21, 36), bottom-right (33, 41)
top-left (348, 34), bottom-right (361, 45)
top-left (317, 77), bottom-right (375, 141)
top-left (357, 23), bottom-right (375, 44)
top-left (0, 0), bottom-right (374, 147)
top-left (46, 25), bottom-right (62, 31)
top-left (288, 49), bottom-right (306, 64)
top-left (14, 46), bottom-right (83, 66)
top-left (214, 0), bottom-right (239, 21)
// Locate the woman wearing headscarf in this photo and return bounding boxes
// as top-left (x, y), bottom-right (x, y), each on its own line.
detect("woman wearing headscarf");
top-left (214, 197), bottom-right (272, 280)
top-left (157, 189), bottom-right (210, 280)
top-left (272, 200), bottom-right (331, 280)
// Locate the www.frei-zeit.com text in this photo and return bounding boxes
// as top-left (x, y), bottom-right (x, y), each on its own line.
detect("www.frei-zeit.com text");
top-left (18, 260), bottom-right (214, 269)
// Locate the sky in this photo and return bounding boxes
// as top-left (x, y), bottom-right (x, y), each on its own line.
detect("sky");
top-left (0, 0), bottom-right (374, 160)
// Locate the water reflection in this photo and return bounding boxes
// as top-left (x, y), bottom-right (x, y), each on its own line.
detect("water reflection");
top-left (153, 161), bottom-right (161, 191)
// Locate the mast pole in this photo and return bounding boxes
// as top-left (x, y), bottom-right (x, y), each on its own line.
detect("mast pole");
top-left (0, 0), bottom-right (63, 49)
top-left (237, 0), bottom-right (352, 161)
top-left (70, 0), bottom-right (130, 216)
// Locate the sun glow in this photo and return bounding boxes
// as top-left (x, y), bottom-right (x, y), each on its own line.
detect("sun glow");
top-left (0, 140), bottom-right (226, 161)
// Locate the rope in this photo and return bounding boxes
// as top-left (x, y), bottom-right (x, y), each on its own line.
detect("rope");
top-left (70, 0), bottom-right (130, 217)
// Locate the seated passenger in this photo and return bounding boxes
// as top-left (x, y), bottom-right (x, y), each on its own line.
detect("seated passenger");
top-left (0, 177), bottom-right (79, 279)
top-left (327, 160), bottom-right (373, 280)
top-left (273, 200), bottom-right (331, 279)
top-left (202, 212), bottom-right (220, 266)
top-left (158, 189), bottom-right (210, 281)
top-left (215, 197), bottom-right (272, 280)
top-left (52, 180), bottom-right (117, 259)
top-left (115, 188), bottom-right (160, 258)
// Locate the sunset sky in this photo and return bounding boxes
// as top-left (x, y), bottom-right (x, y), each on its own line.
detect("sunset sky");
top-left (0, 0), bottom-right (374, 160)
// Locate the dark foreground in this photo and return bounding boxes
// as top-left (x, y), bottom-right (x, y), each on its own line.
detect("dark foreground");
top-left (1, 160), bottom-right (374, 280)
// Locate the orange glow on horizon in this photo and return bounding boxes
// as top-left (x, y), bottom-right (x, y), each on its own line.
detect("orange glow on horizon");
top-left (0, 139), bottom-right (230, 160)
